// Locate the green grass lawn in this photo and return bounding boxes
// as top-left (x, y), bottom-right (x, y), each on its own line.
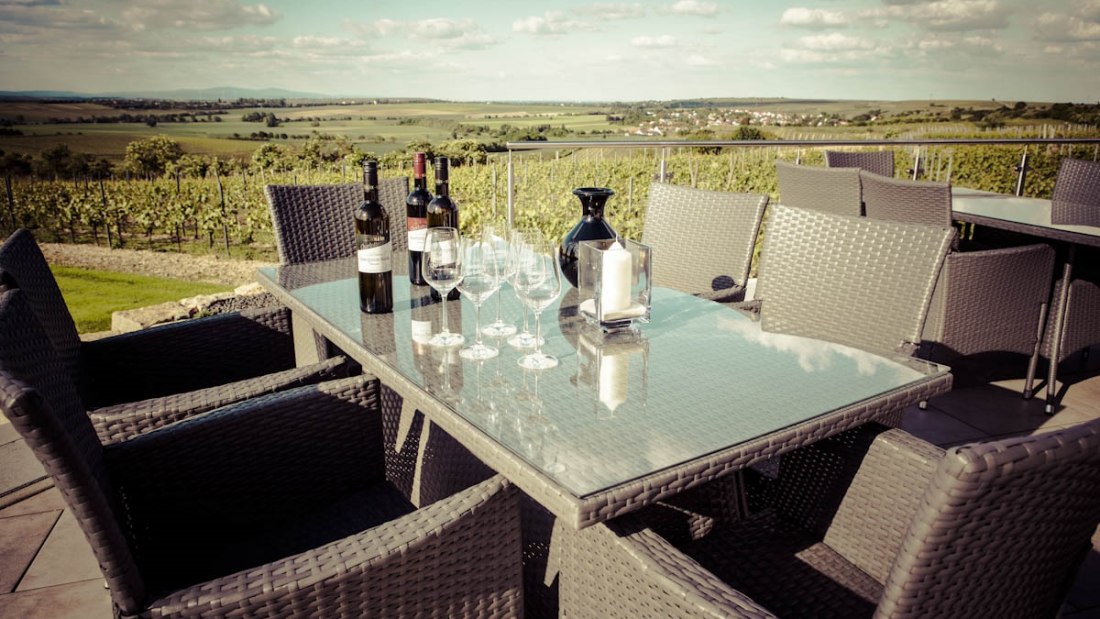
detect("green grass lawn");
top-left (51, 266), bottom-right (228, 333)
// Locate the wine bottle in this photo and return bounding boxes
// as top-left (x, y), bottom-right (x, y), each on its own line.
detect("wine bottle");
top-left (406, 152), bottom-right (431, 285)
top-left (426, 156), bottom-right (460, 301)
top-left (355, 160), bottom-right (393, 314)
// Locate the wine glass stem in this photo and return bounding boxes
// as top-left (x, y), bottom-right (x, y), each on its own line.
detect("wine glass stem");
top-left (440, 295), bottom-right (449, 334)
top-left (533, 311), bottom-right (544, 356)
top-left (494, 289), bottom-right (503, 322)
top-left (474, 303), bottom-right (483, 347)
top-left (522, 306), bottom-right (530, 334)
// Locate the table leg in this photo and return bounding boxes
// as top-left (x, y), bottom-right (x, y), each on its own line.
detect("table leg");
top-left (291, 311), bottom-right (323, 368)
top-left (1045, 246), bottom-right (1076, 415)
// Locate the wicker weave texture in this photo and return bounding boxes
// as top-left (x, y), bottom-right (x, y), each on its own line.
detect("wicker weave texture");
top-left (1051, 157), bottom-right (1100, 227)
top-left (266, 178), bottom-right (409, 265)
top-left (641, 182), bottom-right (768, 299)
top-left (1042, 275), bottom-right (1100, 361)
top-left (775, 160), bottom-right (862, 217)
top-left (921, 243), bottom-right (1055, 358)
top-left (0, 286), bottom-right (524, 618)
top-left (753, 204), bottom-right (954, 355)
top-left (559, 420), bottom-right (1100, 619)
top-left (859, 171), bottom-right (953, 228)
top-left (825, 151), bottom-right (895, 178)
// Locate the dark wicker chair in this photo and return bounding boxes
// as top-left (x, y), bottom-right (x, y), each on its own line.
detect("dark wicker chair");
top-left (0, 229), bottom-right (348, 444)
top-left (859, 171), bottom-right (952, 229)
top-left (825, 150), bottom-right (895, 178)
top-left (775, 160), bottom-right (862, 217)
top-left (641, 182), bottom-right (768, 303)
top-left (558, 419), bottom-right (1100, 619)
top-left (1026, 157), bottom-right (1100, 413)
top-left (0, 286), bottom-right (523, 618)
top-left (737, 204), bottom-right (954, 356)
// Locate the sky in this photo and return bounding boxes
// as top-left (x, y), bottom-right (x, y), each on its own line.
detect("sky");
top-left (0, 0), bottom-right (1098, 103)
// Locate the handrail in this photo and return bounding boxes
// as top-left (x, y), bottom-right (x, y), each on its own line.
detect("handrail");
top-left (503, 137), bottom-right (1100, 226)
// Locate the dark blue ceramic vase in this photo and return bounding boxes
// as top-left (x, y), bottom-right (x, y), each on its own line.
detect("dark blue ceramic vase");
top-left (559, 187), bottom-right (617, 288)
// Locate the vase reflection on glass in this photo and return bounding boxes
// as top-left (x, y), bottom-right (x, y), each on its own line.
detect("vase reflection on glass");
top-left (559, 187), bottom-right (617, 289)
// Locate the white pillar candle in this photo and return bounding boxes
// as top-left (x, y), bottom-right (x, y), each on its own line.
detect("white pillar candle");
top-left (600, 241), bottom-right (632, 319)
top-left (598, 350), bottom-right (628, 413)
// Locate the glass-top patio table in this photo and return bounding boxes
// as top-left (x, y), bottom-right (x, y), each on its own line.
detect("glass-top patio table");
top-left (257, 254), bottom-right (952, 529)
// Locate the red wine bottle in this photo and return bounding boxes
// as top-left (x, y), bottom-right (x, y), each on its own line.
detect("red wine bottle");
top-left (406, 152), bottom-right (431, 286)
top-left (355, 160), bottom-right (393, 314)
top-left (426, 156), bottom-right (459, 301)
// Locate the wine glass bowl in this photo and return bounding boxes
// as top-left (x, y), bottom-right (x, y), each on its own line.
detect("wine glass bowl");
top-left (513, 238), bottom-right (562, 370)
top-left (481, 225), bottom-right (518, 339)
top-left (422, 227), bottom-right (465, 348)
top-left (507, 227), bottom-right (546, 349)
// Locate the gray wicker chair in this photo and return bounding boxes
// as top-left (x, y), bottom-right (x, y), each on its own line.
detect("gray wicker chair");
top-left (265, 177), bottom-right (410, 265)
top-left (0, 229), bottom-right (348, 443)
top-left (825, 150), bottom-right (895, 178)
top-left (1051, 156), bottom-right (1100, 227)
top-left (265, 177), bottom-right (409, 362)
top-left (0, 286), bottom-right (523, 619)
top-left (1025, 157), bottom-right (1100, 412)
top-left (775, 160), bottom-right (862, 217)
top-left (641, 182), bottom-right (768, 303)
top-left (739, 204), bottom-right (954, 356)
top-left (558, 420), bottom-right (1100, 619)
top-left (859, 171), bottom-right (953, 229)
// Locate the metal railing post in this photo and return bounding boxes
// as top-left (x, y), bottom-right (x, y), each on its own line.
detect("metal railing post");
top-left (507, 150), bottom-right (515, 229)
top-left (1015, 147), bottom-right (1030, 196)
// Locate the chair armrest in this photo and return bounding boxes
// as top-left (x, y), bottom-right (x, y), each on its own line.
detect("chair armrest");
top-left (81, 306), bottom-right (296, 407)
top-left (105, 375), bottom-right (385, 533)
top-left (697, 285), bottom-right (747, 304)
top-left (772, 424), bottom-right (944, 584)
top-left (90, 356), bottom-right (350, 445)
top-left (145, 475), bottom-right (524, 618)
top-left (725, 299), bottom-right (762, 320)
top-left (558, 515), bottom-right (778, 619)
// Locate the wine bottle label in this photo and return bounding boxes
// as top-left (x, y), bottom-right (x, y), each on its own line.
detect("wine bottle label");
top-left (358, 242), bottom-right (393, 274)
top-left (411, 319), bottom-right (432, 344)
top-left (407, 217), bottom-right (427, 251)
top-left (438, 239), bottom-right (456, 264)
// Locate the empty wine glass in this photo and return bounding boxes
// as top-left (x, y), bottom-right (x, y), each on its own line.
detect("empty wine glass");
top-left (422, 227), bottom-right (465, 348)
top-left (506, 227), bottom-right (545, 349)
top-left (457, 235), bottom-right (501, 360)
top-left (513, 237), bottom-right (562, 370)
top-left (481, 225), bottom-right (517, 338)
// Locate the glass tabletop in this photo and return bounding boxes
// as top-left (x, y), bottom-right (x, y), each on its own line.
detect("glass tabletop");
top-left (952, 187), bottom-right (1100, 243)
top-left (260, 257), bottom-right (947, 498)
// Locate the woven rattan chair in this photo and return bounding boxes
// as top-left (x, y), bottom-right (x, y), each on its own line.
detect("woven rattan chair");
top-left (641, 182), bottom-right (768, 302)
top-left (825, 150), bottom-right (895, 178)
top-left (775, 160), bottom-right (862, 217)
top-left (558, 420), bottom-right (1100, 619)
top-left (859, 171), bottom-right (953, 229)
top-left (0, 229), bottom-right (348, 442)
top-left (265, 177), bottom-right (410, 264)
top-left (1051, 156), bottom-right (1100, 227)
top-left (738, 204), bottom-right (954, 356)
top-left (0, 286), bottom-right (523, 618)
top-left (266, 178), bottom-right (408, 362)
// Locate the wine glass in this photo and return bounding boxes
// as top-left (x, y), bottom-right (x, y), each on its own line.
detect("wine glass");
top-left (506, 228), bottom-right (545, 349)
top-left (513, 237), bottom-right (562, 370)
top-left (422, 227), bottom-right (465, 348)
top-left (457, 235), bottom-right (501, 360)
top-left (481, 225), bottom-right (518, 338)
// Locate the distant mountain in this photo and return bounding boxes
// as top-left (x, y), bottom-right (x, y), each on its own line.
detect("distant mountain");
top-left (0, 86), bottom-right (333, 101)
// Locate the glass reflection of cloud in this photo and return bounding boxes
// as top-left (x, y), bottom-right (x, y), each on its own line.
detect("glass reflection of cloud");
top-left (716, 313), bottom-right (911, 378)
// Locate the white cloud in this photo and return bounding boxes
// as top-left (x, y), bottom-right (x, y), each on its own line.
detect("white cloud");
top-left (1036, 11), bottom-right (1100, 42)
top-left (344, 17), bottom-right (498, 49)
top-left (573, 3), bottom-right (646, 20)
top-left (864, 0), bottom-right (1012, 32)
top-left (663, 0), bottom-right (719, 17)
top-left (798, 32), bottom-right (875, 51)
top-left (122, 0), bottom-right (280, 32)
top-left (512, 11), bottom-right (594, 35)
top-left (631, 34), bottom-right (677, 48)
top-left (780, 8), bottom-right (849, 29)
top-left (685, 54), bottom-right (718, 66)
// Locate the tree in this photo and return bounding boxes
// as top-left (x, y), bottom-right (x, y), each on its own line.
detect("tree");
top-left (122, 135), bottom-right (183, 178)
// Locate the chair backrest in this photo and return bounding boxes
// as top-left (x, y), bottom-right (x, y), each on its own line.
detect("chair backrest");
top-left (877, 418), bottom-right (1100, 619)
top-left (775, 160), bottom-right (862, 217)
top-left (0, 287), bottom-right (146, 613)
top-left (1051, 157), bottom-right (1100, 227)
top-left (754, 204), bottom-right (954, 354)
top-left (860, 171), bottom-right (953, 228)
top-left (825, 150), bottom-right (895, 178)
top-left (265, 176), bottom-right (409, 265)
top-left (641, 182), bottom-right (768, 295)
top-left (0, 229), bottom-right (85, 394)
